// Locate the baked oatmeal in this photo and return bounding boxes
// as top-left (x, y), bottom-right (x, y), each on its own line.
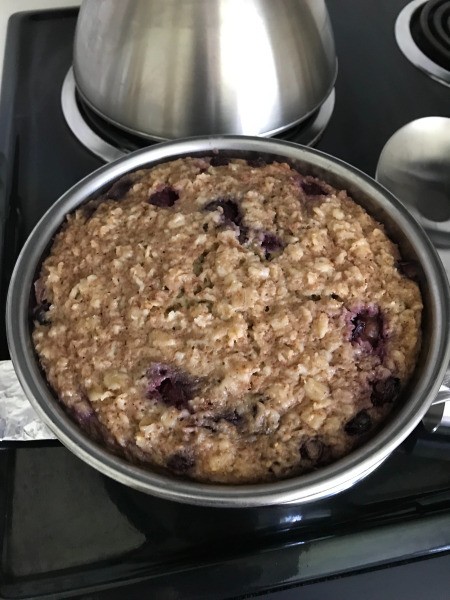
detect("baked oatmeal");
top-left (32, 156), bottom-right (423, 483)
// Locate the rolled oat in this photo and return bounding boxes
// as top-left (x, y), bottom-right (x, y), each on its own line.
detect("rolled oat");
top-left (32, 157), bottom-right (422, 483)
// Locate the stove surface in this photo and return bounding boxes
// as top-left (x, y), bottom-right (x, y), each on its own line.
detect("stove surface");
top-left (1, 1), bottom-right (450, 599)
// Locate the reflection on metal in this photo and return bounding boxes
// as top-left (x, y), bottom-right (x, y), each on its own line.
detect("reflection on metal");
top-left (376, 117), bottom-right (450, 248)
top-left (423, 400), bottom-right (450, 434)
top-left (72, 0), bottom-right (337, 139)
top-left (61, 68), bottom-right (335, 163)
top-left (423, 366), bottom-right (450, 434)
top-left (61, 68), bottom-right (125, 163)
top-left (281, 89), bottom-right (335, 148)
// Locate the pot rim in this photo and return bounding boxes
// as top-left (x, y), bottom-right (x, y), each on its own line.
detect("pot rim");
top-left (7, 135), bottom-right (450, 507)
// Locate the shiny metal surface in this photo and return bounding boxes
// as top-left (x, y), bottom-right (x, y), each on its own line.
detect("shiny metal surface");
top-left (61, 67), bottom-right (124, 163)
top-left (7, 137), bottom-right (450, 507)
top-left (423, 402), bottom-right (450, 434)
top-left (376, 117), bottom-right (450, 247)
top-left (395, 0), bottom-right (450, 87)
top-left (62, 67), bottom-right (336, 161)
top-left (423, 365), bottom-right (450, 433)
top-left (422, 381), bottom-right (450, 435)
top-left (73, 0), bottom-right (337, 139)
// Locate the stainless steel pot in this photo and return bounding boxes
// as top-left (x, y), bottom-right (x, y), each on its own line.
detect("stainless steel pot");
top-left (72, 0), bottom-right (337, 140)
top-left (6, 137), bottom-right (450, 507)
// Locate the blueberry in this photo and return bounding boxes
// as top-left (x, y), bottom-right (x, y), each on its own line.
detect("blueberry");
top-left (203, 198), bottom-right (251, 244)
top-left (209, 155), bottom-right (230, 167)
top-left (67, 397), bottom-right (107, 444)
top-left (33, 278), bottom-right (51, 324)
top-left (220, 410), bottom-right (242, 425)
top-left (204, 198), bottom-right (241, 226)
top-left (34, 278), bottom-right (48, 304)
top-left (146, 363), bottom-right (197, 410)
top-left (247, 157), bottom-right (267, 168)
top-left (261, 232), bottom-right (284, 259)
top-left (81, 199), bottom-right (102, 220)
top-left (33, 301), bottom-right (51, 325)
top-left (157, 378), bottom-right (192, 410)
top-left (200, 410), bottom-right (242, 431)
top-left (351, 309), bottom-right (383, 349)
top-left (106, 177), bottom-right (133, 200)
top-left (167, 452), bottom-right (195, 473)
top-left (300, 438), bottom-right (324, 461)
top-left (301, 180), bottom-right (326, 196)
top-left (238, 225), bottom-right (249, 244)
top-left (148, 186), bottom-right (179, 208)
top-left (344, 409), bottom-right (372, 435)
top-left (395, 260), bottom-right (420, 281)
top-left (371, 376), bottom-right (401, 406)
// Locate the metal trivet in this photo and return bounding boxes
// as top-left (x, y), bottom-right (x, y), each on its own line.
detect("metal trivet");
top-left (61, 68), bottom-right (335, 163)
top-left (396, 0), bottom-right (450, 86)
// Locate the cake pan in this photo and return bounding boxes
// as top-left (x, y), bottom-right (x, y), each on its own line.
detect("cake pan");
top-left (6, 136), bottom-right (450, 507)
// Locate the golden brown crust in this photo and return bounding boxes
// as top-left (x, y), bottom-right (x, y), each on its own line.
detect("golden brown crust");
top-left (32, 157), bottom-right (422, 483)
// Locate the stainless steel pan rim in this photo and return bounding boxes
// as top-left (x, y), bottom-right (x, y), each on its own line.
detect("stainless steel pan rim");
top-left (7, 135), bottom-right (450, 507)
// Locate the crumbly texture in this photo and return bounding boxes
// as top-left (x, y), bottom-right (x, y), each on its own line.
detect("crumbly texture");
top-left (32, 157), bottom-right (423, 483)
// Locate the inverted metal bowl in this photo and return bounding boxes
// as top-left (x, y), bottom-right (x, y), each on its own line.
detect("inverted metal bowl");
top-left (73, 0), bottom-right (337, 140)
top-left (6, 136), bottom-right (450, 507)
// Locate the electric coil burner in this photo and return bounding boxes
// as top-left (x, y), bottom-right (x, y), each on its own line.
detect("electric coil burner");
top-left (396, 0), bottom-right (450, 85)
top-left (61, 69), bottom-right (336, 163)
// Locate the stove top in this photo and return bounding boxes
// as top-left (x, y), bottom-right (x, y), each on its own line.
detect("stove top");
top-left (1, 1), bottom-right (450, 599)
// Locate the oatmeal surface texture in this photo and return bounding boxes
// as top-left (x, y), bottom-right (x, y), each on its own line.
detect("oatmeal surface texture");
top-left (32, 157), bottom-right (423, 483)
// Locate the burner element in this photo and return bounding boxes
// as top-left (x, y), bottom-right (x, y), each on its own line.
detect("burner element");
top-left (396, 0), bottom-right (450, 86)
top-left (61, 68), bottom-right (335, 163)
top-left (411, 0), bottom-right (450, 69)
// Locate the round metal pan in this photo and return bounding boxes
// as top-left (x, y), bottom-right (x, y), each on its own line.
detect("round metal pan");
top-left (6, 136), bottom-right (450, 506)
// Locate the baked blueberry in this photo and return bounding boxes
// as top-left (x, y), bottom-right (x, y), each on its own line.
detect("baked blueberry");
top-left (344, 409), bottom-right (372, 435)
top-left (167, 452), bottom-right (195, 473)
top-left (204, 198), bottom-right (250, 244)
top-left (371, 376), bottom-right (401, 406)
top-left (396, 260), bottom-right (420, 280)
top-left (66, 396), bottom-right (111, 445)
top-left (220, 410), bottom-right (242, 425)
top-left (238, 225), bottom-right (249, 244)
top-left (34, 278), bottom-right (47, 304)
top-left (107, 178), bottom-right (133, 200)
top-left (148, 186), bottom-right (179, 207)
top-left (351, 309), bottom-right (383, 349)
top-left (301, 180), bottom-right (326, 196)
top-left (33, 301), bottom-right (51, 325)
top-left (146, 363), bottom-right (197, 410)
top-left (204, 198), bottom-right (242, 226)
top-left (261, 232), bottom-right (284, 260)
top-left (247, 157), bottom-right (268, 168)
top-left (81, 198), bottom-right (102, 220)
top-left (209, 155), bottom-right (230, 167)
top-left (300, 438), bottom-right (324, 461)
top-left (33, 278), bottom-right (52, 323)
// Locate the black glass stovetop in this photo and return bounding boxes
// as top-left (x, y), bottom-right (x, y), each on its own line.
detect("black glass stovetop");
top-left (1, 2), bottom-right (450, 599)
